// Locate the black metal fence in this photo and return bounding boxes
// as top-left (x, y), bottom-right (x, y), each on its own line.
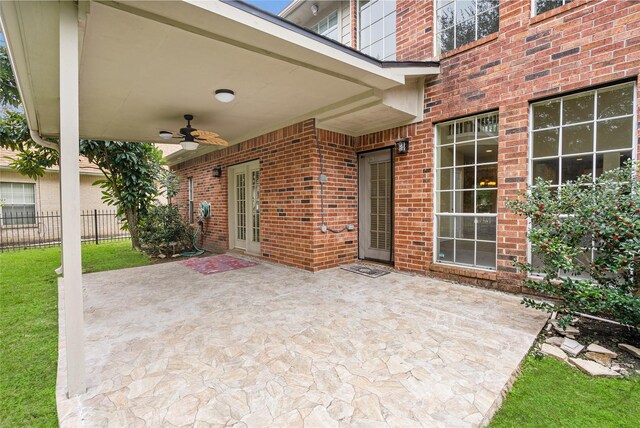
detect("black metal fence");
top-left (0, 210), bottom-right (130, 252)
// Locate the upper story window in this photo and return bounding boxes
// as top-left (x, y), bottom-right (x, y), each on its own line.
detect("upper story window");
top-left (0, 182), bottom-right (36, 226)
top-left (359, 0), bottom-right (396, 60)
top-left (436, 0), bottom-right (499, 54)
top-left (311, 10), bottom-right (339, 41)
top-left (533, 0), bottom-right (574, 16)
top-left (530, 82), bottom-right (635, 190)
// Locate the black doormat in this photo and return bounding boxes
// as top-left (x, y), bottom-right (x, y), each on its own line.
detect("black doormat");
top-left (340, 264), bottom-right (390, 278)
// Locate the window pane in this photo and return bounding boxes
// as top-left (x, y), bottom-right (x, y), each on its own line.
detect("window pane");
top-left (455, 240), bottom-right (475, 265)
top-left (597, 84), bottom-right (634, 119)
top-left (2, 205), bottom-right (36, 225)
top-left (371, 19), bottom-right (384, 43)
top-left (437, 238), bottom-right (455, 262)
top-left (562, 123), bottom-right (593, 155)
top-left (439, 27), bottom-right (455, 53)
top-left (438, 191), bottom-right (453, 213)
top-left (328, 12), bottom-right (338, 27)
top-left (455, 18), bottom-right (476, 48)
top-left (532, 129), bottom-right (559, 158)
top-left (371, 0), bottom-right (384, 22)
top-left (476, 241), bottom-right (496, 269)
top-left (533, 158), bottom-right (559, 184)
top-left (535, 0), bottom-right (563, 15)
top-left (370, 39), bottom-right (383, 59)
top-left (438, 168), bottom-right (455, 191)
top-left (455, 166), bottom-right (475, 190)
top-left (438, 216), bottom-right (455, 238)
top-left (384, 12), bottom-right (396, 37)
top-left (456, 0), bottom-right (476, 24)
top-left (562, 155), bottom-right (593, 183)
top-left (477, 217), bottom-right (496, 241)
top-left (361, 27), bottom-right (370, 47)
top-left (383, 0), bottom-right (396, 16)
top-left (456, 216), bottom-right (475, 239)
top-left (596, 117), bottom-right (633, 152)
top-left (562, 93), bottom-right (594, 125)
top-left (456, 119), bottom-right (475, 141)
top-left (456, 142), bottom-right (475, 165)
top-left (438, 123), bottom-right (455, 145)
top-left (478, 0), bottom-right (499, 14)
top-left (596, 151), bottom-right (632, 177)
top-left (476, 190), bottom-right (497, 213)
top-left (455, 190), bottom-right (475, 213)
top-left (533, 100), bottom-right (560, 129)
top-left (438, 145), bottom-right (455, 168)
top-left (477, 114), bottom-right (499, 138)
top-left (477, 9), bottom-right (499, 38)
top-left (477, 164), bottom-right (497, 188)
top-left (477, 138), bottom-right (498, 163)
top-left (383, 34), bottom-right (396, 60)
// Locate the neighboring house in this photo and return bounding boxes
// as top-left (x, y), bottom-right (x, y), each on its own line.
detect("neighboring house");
top-left (167, 0), bottom-right (639, 292)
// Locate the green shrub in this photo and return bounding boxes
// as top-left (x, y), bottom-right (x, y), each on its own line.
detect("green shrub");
top-left (138, 204), bottom-right (193, 256)
top-left (507, 161), bottom-right (640, 328)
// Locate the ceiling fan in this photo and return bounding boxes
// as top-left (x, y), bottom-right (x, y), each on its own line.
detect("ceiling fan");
top-left (159, 114), bottom-right (228, 151)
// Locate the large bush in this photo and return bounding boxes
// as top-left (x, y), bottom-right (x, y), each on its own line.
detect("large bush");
top-left (507, 162), bottom-right (640, 328)
top-left (138, 204), bottom-right (193, 256)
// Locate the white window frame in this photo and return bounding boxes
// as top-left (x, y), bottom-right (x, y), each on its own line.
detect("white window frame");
top-left (310, 9), bottom-right (340, 41)
top-left (527, 81), bottom-right (638, 270)
top-left (358, 0), bottom-right (397, 61)
top-left (0, 181), bottom-right (37, 226)
top-left (187, 177), bottom-right (194, 225)
top-left (531, 0), bottom-right (574, 17)
top-left (434, 0), bottom-right (500, 56)
top-left (433, 112), bottom-right (499, 271)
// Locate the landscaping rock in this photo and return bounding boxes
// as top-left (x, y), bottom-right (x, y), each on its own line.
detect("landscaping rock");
top-left (570, 358), bottom-right (621, 377)
top-left (560, 338), bottom-right (584, 357)
top-left (540, 344), bottom-right (568, 362)
top-left (618, 343), bottom-right (640, 359)
top-left (172, 254), bottom-right (181, 258)
top-left (544, 336), bottom-right (564, 347)
top-left (584, 351), bottom-right (612, 367)
top-left (586, 343), bottom-right (617, 358)
top-left (551, 321), bottom-right (579, 338)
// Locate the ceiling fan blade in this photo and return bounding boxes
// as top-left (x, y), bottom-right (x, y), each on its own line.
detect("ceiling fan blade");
top-left (192, 130), bottom-right (228, 146)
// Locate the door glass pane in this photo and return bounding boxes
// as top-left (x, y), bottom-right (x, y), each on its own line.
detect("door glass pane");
top-left (369, 161), bottom-right (391, 251)
top-left (252, 170), bottom-right (260, 243)
top-left (236, 173), bottom-right (246, 241)
top-left (562, 123), bottom-right (593, 155)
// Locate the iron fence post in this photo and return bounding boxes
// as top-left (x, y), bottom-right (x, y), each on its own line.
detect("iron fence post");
top-left (94, 209), bottom-right (99, 245)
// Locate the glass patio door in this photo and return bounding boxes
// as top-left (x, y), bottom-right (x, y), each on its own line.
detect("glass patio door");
top-left (228, 160), bottom-right (260, 254)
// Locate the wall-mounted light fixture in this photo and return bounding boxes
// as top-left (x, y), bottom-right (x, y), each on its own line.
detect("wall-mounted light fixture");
top-left (311, 3), bottom-right (319, 16)
top-left (212, 166), bottom-right (222, 178)
top-left (395, 137), bottom-right (409, 155)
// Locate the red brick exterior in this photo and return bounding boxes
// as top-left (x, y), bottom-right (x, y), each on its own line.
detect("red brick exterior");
top-left (173, 0), bottom-right (640, 292)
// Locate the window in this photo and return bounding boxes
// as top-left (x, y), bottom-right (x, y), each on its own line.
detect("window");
top-left (533, 0), bottom-right (574, 16)
top-left (311, 10), bottom-right (339, 41)
top-left (0, 182), bottom-right (36, 226)
top-left (436, 0), bottom-right (499, 54)
top-left (435, 112), bottom-right (499, 269)
top-left (359, 0), bottom-right (396, 60)
top-left (530, 82), bottom-right (635, 191)
top-left (188, 177), bottom-right (194, 224)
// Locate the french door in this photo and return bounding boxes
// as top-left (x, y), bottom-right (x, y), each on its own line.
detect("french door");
top-left (228, 160), bottom-right (260, 255)
top-left (358, 149), bottom-right (393, 262)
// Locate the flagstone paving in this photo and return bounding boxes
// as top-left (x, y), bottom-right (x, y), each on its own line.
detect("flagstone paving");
top-left (56, 258), bottom-right (548, 427)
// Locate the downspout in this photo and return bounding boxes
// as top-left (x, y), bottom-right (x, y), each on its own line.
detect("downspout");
top-left (30, 129), bottom-right (59, 151)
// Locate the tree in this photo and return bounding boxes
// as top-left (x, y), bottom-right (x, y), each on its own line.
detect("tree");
top-left (507, 162), bottom-right (640, 329)
top-left (0, 45), bottom-right (170, 249)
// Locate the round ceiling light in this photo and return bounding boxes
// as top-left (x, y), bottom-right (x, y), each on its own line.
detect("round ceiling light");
top-left (159, 131), bottom-right (173, 140)
top-left (214, 89), bottom-right (235, 103)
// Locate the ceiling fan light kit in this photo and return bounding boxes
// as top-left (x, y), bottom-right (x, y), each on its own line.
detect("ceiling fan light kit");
top-left (162, 114), bottom-right (230, 151)
top-left (214, 89), bottom-right (235, 103)
top-left (180, 140), bottom-right (199, 150)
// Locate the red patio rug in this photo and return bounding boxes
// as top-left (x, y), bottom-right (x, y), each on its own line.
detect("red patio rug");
top-left (181, 254), bottom-right (258, 275)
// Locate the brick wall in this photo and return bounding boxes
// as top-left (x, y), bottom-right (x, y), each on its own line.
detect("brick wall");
top-left (172, 120), bottom-right (359, 271)
top-left (389, 0), bottom-right (640, 290)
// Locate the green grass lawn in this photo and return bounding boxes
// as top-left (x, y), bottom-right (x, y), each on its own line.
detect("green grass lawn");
top-left (490, 355), bottom-right (640, 428)
top-left (0, 241), bottom-right (151, 428)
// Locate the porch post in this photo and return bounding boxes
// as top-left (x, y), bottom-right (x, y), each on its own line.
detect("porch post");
top-left (59, 0), bottom-right (85, 397)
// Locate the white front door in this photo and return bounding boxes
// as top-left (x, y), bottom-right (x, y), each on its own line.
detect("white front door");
top-left (228, 160), bottom-right (260, 255)
top-left (359, 150), bottom-right (392, 262)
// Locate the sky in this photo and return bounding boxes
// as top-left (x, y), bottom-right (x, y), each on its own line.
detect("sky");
top-left (244, 0), bottom-right (292, 15)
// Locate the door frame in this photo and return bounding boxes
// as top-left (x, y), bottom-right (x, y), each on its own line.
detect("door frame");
top-left (227, 159), bottom-right (261, 255)
top-left (357, 147), bottom-right (394, 264)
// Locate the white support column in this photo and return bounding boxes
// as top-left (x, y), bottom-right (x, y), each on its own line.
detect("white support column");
top-left (59, 0), bottom-right (85, 397)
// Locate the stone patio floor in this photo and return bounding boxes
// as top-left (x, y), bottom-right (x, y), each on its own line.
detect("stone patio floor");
top-left (56, 257), bottom-right (548, 427)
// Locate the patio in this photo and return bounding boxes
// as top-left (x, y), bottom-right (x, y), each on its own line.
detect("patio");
top-left (55, 256), bottom-right (547, 427)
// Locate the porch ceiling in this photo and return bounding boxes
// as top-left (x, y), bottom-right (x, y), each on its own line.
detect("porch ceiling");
top-left (0, 0), bottom-right (438, 162)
